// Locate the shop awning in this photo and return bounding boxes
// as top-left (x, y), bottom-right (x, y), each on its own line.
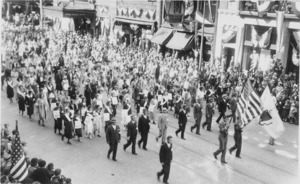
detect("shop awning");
top-left (115, 17), bottom-right (155, 26)
top-left (198, 27), bottom-right (215, 37)
top-left (166, 32), bottom-right (194, 50)
top-left (63, 3), bottom-right (96, 18)
top-left (42, 6), bottom-right (64, 18)
top-left (151, 28), bottom-right (173, 45)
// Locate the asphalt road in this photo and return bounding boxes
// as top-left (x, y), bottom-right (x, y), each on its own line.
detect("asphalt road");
top-left (1, 92), bottom-right (299, 184)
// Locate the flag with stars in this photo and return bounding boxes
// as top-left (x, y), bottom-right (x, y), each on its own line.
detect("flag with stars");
top-left (237, 79), bottom-right (262, 126)
top-left (10, 122), bottom-right (28, 182)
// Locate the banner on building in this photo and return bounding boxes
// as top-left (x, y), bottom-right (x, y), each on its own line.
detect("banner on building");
top-left (251, 26), bottom-right (272, 48)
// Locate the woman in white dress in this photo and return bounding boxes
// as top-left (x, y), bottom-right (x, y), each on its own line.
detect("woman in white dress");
top-left (84, 107), bottom-right (94, 139)
top-left (93, 109), bottom-right (102, 137)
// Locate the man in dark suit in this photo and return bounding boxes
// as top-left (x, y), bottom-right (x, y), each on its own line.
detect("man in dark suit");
top-left (157, 136), bottom-right (173, 184)
top-left (191, 99), bottom-right (202, 135)
top-left (124, 115), bottom-right (138, 155)
top-left (216, 94), bottom-right (228, 123)
top-left (138, 109), bottom-right (150, 150)
top-left (202, 98), bottom-right (214, 131)
top-left (175, 104), bottom-right (187, 140)
top-left (106, 118), bottom-right (121, 161)
top-left (229, 116), bottom-right (243, 158)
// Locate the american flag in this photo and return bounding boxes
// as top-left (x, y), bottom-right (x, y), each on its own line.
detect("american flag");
top-left (237, 79), bottom-right (262, 126)
top-left (10, 122), bottom-right (28, 182)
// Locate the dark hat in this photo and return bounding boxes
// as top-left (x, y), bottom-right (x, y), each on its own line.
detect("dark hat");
top-left (111, 117), bottom-right (116, 122)
top-left (66, 178), bottom-right (72, 184)
top-left (167, 135), bottom-right (172, 140)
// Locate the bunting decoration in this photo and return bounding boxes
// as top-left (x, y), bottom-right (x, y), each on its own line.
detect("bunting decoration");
top-left (148, 10), bottom-right (156, 19)
top-left (184, 0), bottom-right (194, 16)
top-left (251, 26), bottom-right (272, 48)
top-left (129, 8), bottom-right (135, 16)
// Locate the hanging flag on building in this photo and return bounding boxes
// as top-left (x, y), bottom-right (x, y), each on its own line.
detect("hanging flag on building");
top-left (260, 86), bottom-right (285, 139)
top-left (251, 0), bottom-right (277, 17)
top-left (237, 79), bottom-right (262, 126)
top-left (195, 11), bottom-right (213, 25)
top-left (251, 26), bottom-right (272, 48)
top-left (10, 121), bottom-right (28, 182)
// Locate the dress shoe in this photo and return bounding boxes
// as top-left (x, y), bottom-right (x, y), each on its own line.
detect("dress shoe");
top-left (181, 138), bottom-right (186, 140)
top-left (196, 133), bottom-right (200, 135)
top-left (112, 159), bottom-right (117, 161)
top-left (138, 142), bottom-right (141, 148)
top-left (190, 127), bottom-right (193, 133)
top-left (61, 135), bottom-right (64, 141)
top-left (207, 130), bottom-right (212, 132)
top-left (236, 156), bottom-right (242, 159)
top-left (67, 141), bottom-right (72, 145)
top-left (221, 161), bottom-right (228, 164)
top-left (163, 182), bottom-right (169, 184)
top-left (143, 148), bottom-right (148, 150)
top-left (202, 123), bottom-right (205, 129)
top-left (132, 153), bottom-right (138, 155)
top-left (107, 154), bottom-right (110, 159)
top-left (157, 172), bottom-right (160, 181)
top-left (213, 153), bottom-right (218, 159)
top-left (123, 145), bottom-right (126, 151)
top-left (175, 131), bottom-right (178, 137)
top-left (229, 149), bottom-right (233, 155)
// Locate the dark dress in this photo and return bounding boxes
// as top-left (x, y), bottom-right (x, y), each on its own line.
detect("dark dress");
top-left (25, 94), bottom-right (35, 116)
top-left (18, 92), bottom-right (26, 111)
top-left (63, 113), bottom-right (74, 139)
top-left (6, 82), bottom-right (14, 98)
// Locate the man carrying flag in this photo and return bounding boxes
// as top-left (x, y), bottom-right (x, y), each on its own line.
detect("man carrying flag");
top-left (10, 121), bottom-right (29, 182)
top-left (259, 86), bottom-right (285, 145)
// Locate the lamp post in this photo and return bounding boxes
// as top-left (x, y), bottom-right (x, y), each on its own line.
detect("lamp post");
top-left (40, 0), bottom-right (43, 28)
top-left (199, 0), bottom-right (206, 71)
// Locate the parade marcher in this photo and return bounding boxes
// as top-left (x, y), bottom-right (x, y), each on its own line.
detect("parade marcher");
top-left (157, 135), bottom-right (173, 184)
top-left (17, 86), bottom-right (26, 116)
top-left (123, 114), bottom-right (138, 155)
top-left (156, 108), bottom-right (168, 144)
top-left (53, 102), bottom-right (63, 135)
top-left (93, 108), bottom-right (102, 137)
top-left (6, 77), bottom-right (14, 103)
top-left (84, 106), bottom-right (94, 139)
top-left (191, 99), bottom-right (202, 135)
top-left (175, 104), bottom-right (188, 140)
top-left (25, 90), bottom-right (36, 119)
top-left (106, 118), bottom-right (121, 161)
top-left (121, 98), bottom-right (131, 130)
top-left (138, 108), bottom-right (150, 150)
top-left (74, 112), bottom-right (83, 142)
top-left (202, 98), bottom-right (214, 131)
top-left (104, 101), bottom-right (113, 132)
top-left (36, 94), bottom-right (47, 126)
top-left (229, 116), bottom-right (243, 158)
top-left (61, 108), bottom-right (74, 144)
top-left (213, 115), bottom-right (230, 164)
top-left (216, 94), bottom-right (228, 123)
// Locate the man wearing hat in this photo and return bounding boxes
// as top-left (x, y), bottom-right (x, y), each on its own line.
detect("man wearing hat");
top-left (175, 104), bottom-right (188, 140)
top-left (106, 117), bottom-right (121, 161)
top-left (191, 98), bottom-right (202, 135)
top-left (216, 94), bottom-right (228, 123)
top-left (213, 115), bottom-right (230, 164)
top-left (157, 135), bottom-right (173, 184)
top-left (202, 98), bottom-right (214, 131)
top-left (123, 114), bottom-right (138, 155)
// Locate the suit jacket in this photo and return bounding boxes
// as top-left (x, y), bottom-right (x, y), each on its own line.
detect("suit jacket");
top-left (138, 115), bottom-right (150, 134)
top-left (158, 114), bottom-right (167, 130)
top-left (106, 125), bottom-right (121, 144)
top-left (178, 109), bottom-right (187, 125)
top-left (127, 121), bottom-right (138, 139)
top-left (230, 98), bottom-right (237, 113)
top-left (30, 167), bottom-right (50, 184)
top-left (206, 102), bottom-right (214, 117)
top-left (218, 99), bottom-right (227, 113)
top-left (193, 103), bottom-right (202, 120)
top-left (159, 143), bottom-right (173, 164)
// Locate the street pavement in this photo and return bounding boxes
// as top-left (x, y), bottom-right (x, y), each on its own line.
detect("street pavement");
top-left (1, 92), bottom-right (299, 184)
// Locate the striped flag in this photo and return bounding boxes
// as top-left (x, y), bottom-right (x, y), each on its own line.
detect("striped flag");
top-left (237, 79), bottom-right (262, 126)
top-left (10, 122), bottom-right (28, 182)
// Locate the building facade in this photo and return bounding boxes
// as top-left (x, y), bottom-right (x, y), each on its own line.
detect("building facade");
top-left (214, 0), bottom-right (300, 74)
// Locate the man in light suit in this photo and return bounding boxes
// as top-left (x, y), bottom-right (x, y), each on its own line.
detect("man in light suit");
top-left (156, 108), bottom-right (168, 144)
top-left (106, 118), bottom-right (121, 161)
top-left (191, 99), bottom-right (202, 135)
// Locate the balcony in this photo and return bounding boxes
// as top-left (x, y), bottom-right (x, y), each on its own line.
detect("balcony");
top-left (239, 0), bottom-right (299, 19)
